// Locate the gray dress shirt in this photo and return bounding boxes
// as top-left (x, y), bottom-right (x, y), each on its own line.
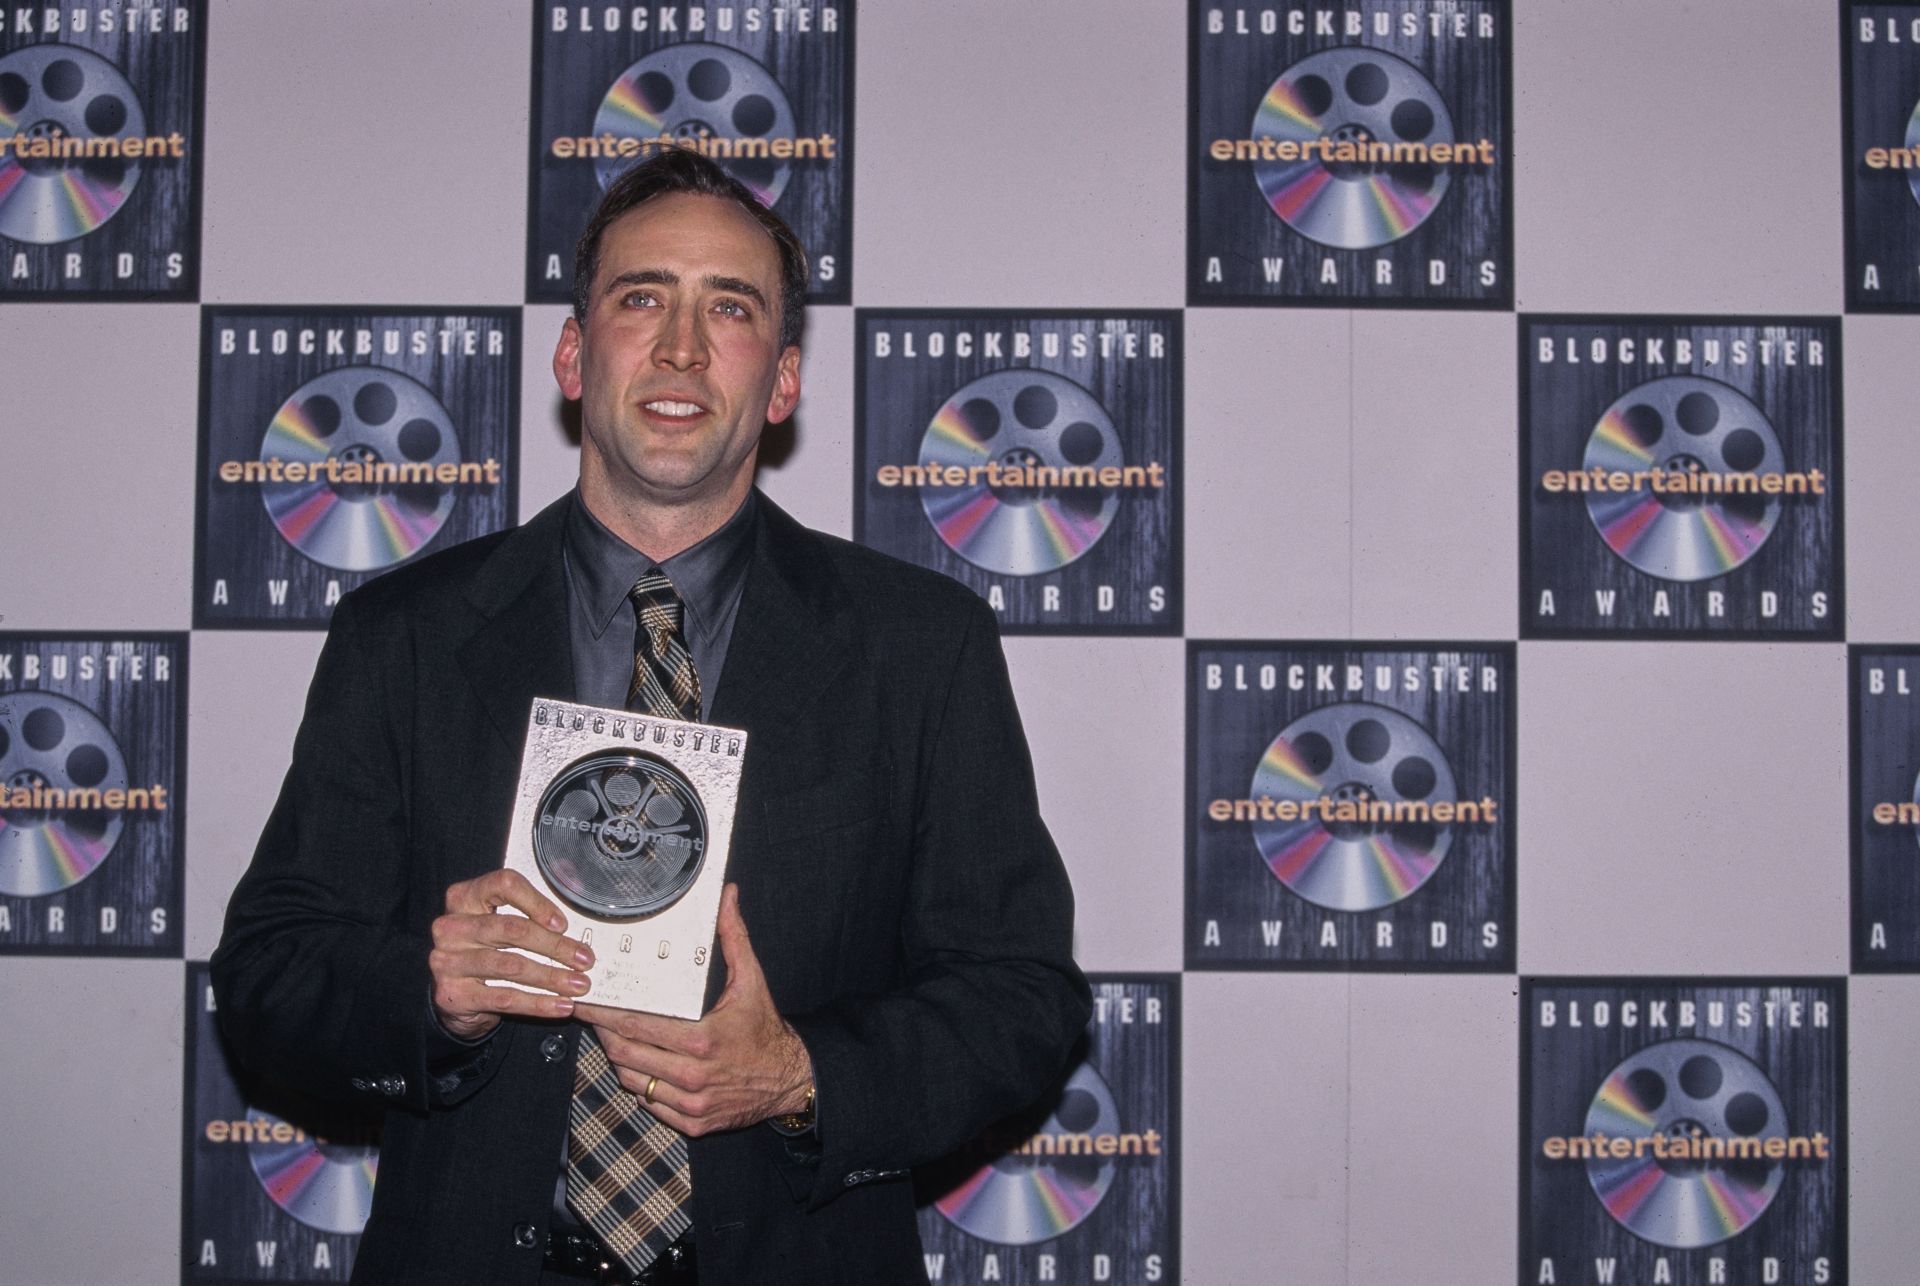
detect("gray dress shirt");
top-left (563, 488), bottom-right (758, 718)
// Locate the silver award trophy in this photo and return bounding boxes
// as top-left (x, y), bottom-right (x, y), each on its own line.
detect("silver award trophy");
top-left (495, 698), bottom-right (746, 1018)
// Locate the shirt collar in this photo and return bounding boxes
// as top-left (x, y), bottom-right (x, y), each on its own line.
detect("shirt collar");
top-left (564, 488), bottom-right (759, 648)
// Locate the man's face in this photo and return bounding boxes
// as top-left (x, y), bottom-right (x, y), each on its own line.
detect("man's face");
top-left (555, 191), bottom-right (800, 517)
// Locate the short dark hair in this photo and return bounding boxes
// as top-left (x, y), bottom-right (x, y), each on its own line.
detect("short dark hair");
top-left (572, 149), bottom-right (808, 350)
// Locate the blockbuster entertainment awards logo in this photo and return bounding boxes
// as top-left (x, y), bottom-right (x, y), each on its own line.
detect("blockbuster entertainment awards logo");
top-left (1521, 978), bottom-right (1844, 1286)
top-left (525, 1), bottom-right (853, 304)
top-left (916, 975), bottom-right (1178, 1286)
top-left (1186, 641), bottom-right (1514, 970)
top-left (182, 963), bottom-right (379, 1283)
top-left (1187, 0), bottom-right (1511, 307)
top-left (1843, 1), bottom-right (1920, 311)
top-left (0, 632), bottom-right (184, 956)
top-left (192, 306), bottom-right (520, 630)
top-left (0, 0), bottom-right (205, 299)
top-left (1850, 645), bottom-right (1920, 969)
top-left (855, 310), bottom-right (1182, 635)
top-left (1520, 316), bottom-right (1843, 640)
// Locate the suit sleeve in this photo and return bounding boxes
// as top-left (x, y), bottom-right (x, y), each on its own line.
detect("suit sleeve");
top-left (781, 595), bottom-right (1092, 1206)
top-left (209, 594), bottom-right (508, 1114)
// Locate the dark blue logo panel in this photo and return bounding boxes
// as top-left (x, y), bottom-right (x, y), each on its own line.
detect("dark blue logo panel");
top-left (1188, 641), bottom-right (1514, 971)
top-left (1521, 316), bottom-right (1843, 640)
top-left (193, 307), bottom-right (520, 630)
top-left (916, 975), bottom-right (1178, 1286)
top-left (1188, 0), bottom-right (1511, 308)
top-left (527, 1), bottom-right (853, 303)
top-left (0, 0), bottom-right (205, 299)
top-left (0, 632), bottom-right (184, 956)
top-left (1521, 978), bottom-right (1845, 1286)
top-left (182, 963), bottom-right (379, 1283)
top-left (856, 310), bottom-right (1182, 636)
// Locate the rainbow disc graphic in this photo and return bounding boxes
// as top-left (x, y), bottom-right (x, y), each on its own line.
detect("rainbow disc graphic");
top-left (1250, 46), bottom-right (1454, 250)
top-left (0, 44), bottom-right (147, 244)
top-left (246, 1107), bottom-right (379, 1236)
top-left (917, 369), bottom-right (1123, 577)
top-left (0, 691), bottom-right (128, 897)
top-left (594, 44), bottom-right (796, 206)
top-left (1249, 702), bottom-right (1456, 913)
top-left (1582, 1038), bottom-right (1787, 1250)
top-left (1909, 769), bottom-right (1920, 852)
top-left (1580, 375), bottom-right (1783, 583)
top-left (259, 367), bottom-right (460, 573)
top-left (1905, 96), bottom-right (1920, 209)
top-left (936, 1062), bottom-right (1119, 1246)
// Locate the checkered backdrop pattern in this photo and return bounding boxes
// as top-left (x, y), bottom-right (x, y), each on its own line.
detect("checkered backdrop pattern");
top-left (3, 2), bottom-right (1918, 1283)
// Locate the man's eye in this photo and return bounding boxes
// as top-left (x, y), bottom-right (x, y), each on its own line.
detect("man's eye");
top-left (716, 299), bottom-right (748, 317)
top-left (623, 292), bottom-right (659, 308)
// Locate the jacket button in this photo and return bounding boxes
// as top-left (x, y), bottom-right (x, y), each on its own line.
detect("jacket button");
top-left (378, 1074), bottom-right (406, 1097)
top-left (540, 1033), bottom-right (567, 1062)
top-left (512, 1221), bottom-right (538, 1249)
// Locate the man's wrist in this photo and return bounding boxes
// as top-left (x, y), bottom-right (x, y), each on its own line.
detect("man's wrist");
top-left (769, 1082), bottom-right (815, 1135)
top-left (768, 1023), bottom-right (816, 1134)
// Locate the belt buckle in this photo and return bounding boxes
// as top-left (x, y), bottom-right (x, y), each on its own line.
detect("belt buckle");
top-left (633, 1235), bottom-right (695, 1286)
top-left (544, 1229), bottom-right (613, 1280)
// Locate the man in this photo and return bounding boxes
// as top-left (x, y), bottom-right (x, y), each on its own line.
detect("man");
top-left (211, 150), bottom-right (1090, 1286)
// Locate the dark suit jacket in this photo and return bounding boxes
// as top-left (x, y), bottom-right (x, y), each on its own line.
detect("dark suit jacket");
top-left (210, 493), bottom-right (1091, 1285)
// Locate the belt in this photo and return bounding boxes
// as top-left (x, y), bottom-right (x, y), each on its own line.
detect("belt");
top-left (543, 1228), bottom-right (697, 1285)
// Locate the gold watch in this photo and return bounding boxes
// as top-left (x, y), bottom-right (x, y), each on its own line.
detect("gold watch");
top-left (770, 1084), bottom-right (816, 1135)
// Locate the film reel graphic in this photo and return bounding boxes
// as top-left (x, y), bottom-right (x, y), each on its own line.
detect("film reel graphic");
top-left (1248, 702), bottom-right (1456, 913)
top-left (0, 44), bottom-right (147, 244)
top-left (259, 367), bottom-right (462, 573)
top-left (0, 691), bottom-right (129, 897)
top-left (936, 1062), bottom-right (1121, 1246)
top-left (594, 43), bottom-right (796, 206)
top-left (1582, 1039), bottom-right (1789, 1250)
top-left (1251, 47), bottom-right (1454, 250)
top-left (245, 1107), bottom-right (378, 1236)
top-left (533, 750), bottom-right (708, 919)
top-left (1580, 375), bottom-right (1783, 583)
top-left (917, 369), bottom-right (1124, 577)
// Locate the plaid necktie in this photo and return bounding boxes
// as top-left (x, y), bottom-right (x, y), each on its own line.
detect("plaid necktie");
top-left (564, 568), bottom-right (699, 1272)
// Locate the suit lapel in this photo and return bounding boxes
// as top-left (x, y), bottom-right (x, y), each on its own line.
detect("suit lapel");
top-left (708, 497), bottom-right (856, 736)
top-left (456, 495), bottom-right (576, 749)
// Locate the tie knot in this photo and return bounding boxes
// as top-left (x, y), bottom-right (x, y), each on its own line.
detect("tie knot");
top-left (630, 569), bottom-right (684, 653)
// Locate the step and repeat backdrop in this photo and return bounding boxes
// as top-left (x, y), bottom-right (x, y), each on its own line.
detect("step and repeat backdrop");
top-left (4, 1), bottom-right (1920, 1283)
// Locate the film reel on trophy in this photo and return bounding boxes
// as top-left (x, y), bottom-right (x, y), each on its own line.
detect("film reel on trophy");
top-left (532, 750), bottom-right (709, 920)
top-left (1581, 375), bottom-right (1783, 582)
top-left (259, 367), bottom-right (461, 573)
top-left (0, 44), bottom-right (148, 244)
top-left (1582, 1038), bottom-right (1789, 1249)
top-left (936, 1062), bottom-right (1120, 1246)
top-left (0, 691), bottom-right (129, 897)
top-left (1248, 702), bottom-right (1456, 913)
top-left (594, 43), bottom-right (797, 206)
top-left (917, 369), bottom-right (1124, 577)
top-left (1250, 46), bottom-right (1454, 249)
top-left (245, 1106), bottom-right (378, 1236)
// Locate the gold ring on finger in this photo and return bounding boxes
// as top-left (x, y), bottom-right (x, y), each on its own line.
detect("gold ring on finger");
top-left (644, 1075), bottom-right (658, 1105)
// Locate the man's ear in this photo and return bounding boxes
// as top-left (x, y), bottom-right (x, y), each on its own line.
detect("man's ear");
top-left (553, 316), bottom-right (585, 401)
top-left (766, 344), bottom-right (802, 425)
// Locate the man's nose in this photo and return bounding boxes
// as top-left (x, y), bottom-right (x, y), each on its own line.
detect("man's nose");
top-left (652, 304), bottom-right (709, 370)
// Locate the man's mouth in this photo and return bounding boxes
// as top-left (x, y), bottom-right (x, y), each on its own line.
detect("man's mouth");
top-left (642, 398), bottom-right (707, 418)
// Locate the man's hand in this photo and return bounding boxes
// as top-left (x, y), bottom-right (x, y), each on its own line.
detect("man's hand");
top-left (576, 883), bottom-right (812, 1137)
top-left (429, 868), bottom-right (593, 1040)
